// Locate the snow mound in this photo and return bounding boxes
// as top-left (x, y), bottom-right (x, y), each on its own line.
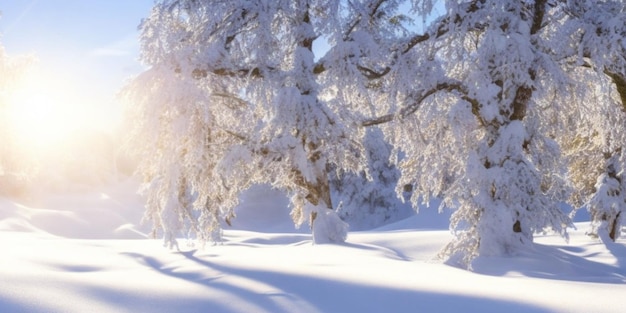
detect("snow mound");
top-left (0, 178), bottom-right (148, 239)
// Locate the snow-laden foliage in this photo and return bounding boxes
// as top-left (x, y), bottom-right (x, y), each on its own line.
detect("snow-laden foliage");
top-left (361, 0), bottom-right (625, 266)
top-left (125, 0), bottom-right (626, 264)
top-left (558, 67), bottom-right (626, 241)
top-left (554, 2), bottom-right (626, 242)
top-left (588, 159), bottom-right (626, 240)
top-left (123, 0), bottom-right (420, 245)
top-left (368, 0), bottom-right (577, 266)
top-left (123, 59), bottom-right (243, 246)
top-left (331, 127), bottom-right (412, 230)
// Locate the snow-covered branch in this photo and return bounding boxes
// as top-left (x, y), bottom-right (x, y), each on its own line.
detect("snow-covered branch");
top-left (125, 0), bottom-right (626, 264)
top-left (361, 81), bottom-right (479, 127)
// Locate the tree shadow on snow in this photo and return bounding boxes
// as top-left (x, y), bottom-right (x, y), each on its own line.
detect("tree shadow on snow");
top-left (0, 296), bottom-right (45, 313)
top-left (120, 250), bottom-right (551, 313)
top-left (600, 235), bottom-right (626, 273)
top-left (338, 241), bottom-right (413, 261)
top-left (471, 242), bottom-right (626, 284)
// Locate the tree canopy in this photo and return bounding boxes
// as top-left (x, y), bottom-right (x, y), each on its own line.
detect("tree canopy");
top-left (124, 0), bottom-right (626, 266)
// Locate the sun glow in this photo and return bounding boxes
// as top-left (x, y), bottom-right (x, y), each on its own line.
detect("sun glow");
top-left (6, 69), bottom-right (117, 154)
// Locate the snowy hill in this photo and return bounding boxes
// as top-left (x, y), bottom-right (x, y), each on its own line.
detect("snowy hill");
top-left (1, 180), bottom-right (625, 313)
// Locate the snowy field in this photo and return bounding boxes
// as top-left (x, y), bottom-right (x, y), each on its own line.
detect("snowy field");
top-left (1, 180), bottom-right (625, 313)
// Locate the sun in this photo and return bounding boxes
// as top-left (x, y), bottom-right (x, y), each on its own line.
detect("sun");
top-left (6, 69), bottom-right (110, 154)
top-left (8, 82), bottom-right (71, 145)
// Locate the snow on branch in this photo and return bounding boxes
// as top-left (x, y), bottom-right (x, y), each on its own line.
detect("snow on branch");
top-left (343, 0), bottom-right (387, 40)
top-left (361, 81), bottom-right (479, 127)
top-left (191, 66), bottom-right (273, 80)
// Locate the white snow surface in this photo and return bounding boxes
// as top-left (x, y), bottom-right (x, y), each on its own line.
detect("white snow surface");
top-left (1, 180), bottom-right (625, 313)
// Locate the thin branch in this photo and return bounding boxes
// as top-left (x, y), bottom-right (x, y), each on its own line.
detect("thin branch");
top-left (356, 65), bottom-right (391, 79)
top-left (210, 92), bottom-right (248, 109)
top-left (400, 23), bottom-right (448, 54)
top-left (362, 112), bottom-right (394, 127)
top-left (400, 0), bottom-right (485, 54)
top-left (190, 66), bottom-right (274, 80)
top-left (362, 81), bottom-right (480, 127)
top-left (221, 128), bottom-right (248, 141)
top-left (344, 0), bottom-right (387, 41)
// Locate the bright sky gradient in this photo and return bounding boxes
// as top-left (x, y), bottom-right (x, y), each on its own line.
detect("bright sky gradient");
top-left (0, 1), bottom-right (441, 145)
top-left (0, 0), bottom-right (154, 134)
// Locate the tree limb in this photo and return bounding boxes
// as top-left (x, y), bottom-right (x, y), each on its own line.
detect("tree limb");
top-left (190, 66), bottom-right (274, 80)
top-left (401, 0), bottom-right (485, 54)
top-left (221, 128), bottom-right (248, 141)
top-left (530, 0), bottom-right (547, 35)
top-left (344, 0), bottom-right (387, 41)
top-left (361, 81), bottom-right (479, 127)
top-left (357, 65), bottom-right (391, 79)
top-left (210, 92), bottom-right (248, 110)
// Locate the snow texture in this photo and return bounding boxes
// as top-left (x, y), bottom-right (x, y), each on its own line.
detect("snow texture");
top-left (1, 180), bottom-right (626, 313)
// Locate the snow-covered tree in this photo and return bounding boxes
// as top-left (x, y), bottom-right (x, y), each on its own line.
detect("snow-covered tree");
top-left (543, 1), bottom-right (626, 242)
top-left (567, 0), bottom-right (626, 242)
top-left (360, 0), bottom-right (626, 265)
top-left (365, 0), bottom-right (626, 264)
top-left (588, 154), bottom-right (626, 241)
top-left (123, 0), bottom-right (416, 245)
top-left (560, 67), bottom-right (626, 242)
top-left (123, 38), bottom-right (245, 247)
top-left (364, 0), bottom-right (602, 266)
top-left (126, 0), bottom-right (626, 263)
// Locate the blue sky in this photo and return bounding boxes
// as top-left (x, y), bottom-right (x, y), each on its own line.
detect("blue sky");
top-left (0, 1), bottom-right (442, 135)
top-left (0, 0), bottom-right (154, 130)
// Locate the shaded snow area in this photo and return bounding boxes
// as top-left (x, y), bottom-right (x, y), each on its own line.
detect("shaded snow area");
top-left (1, 181), bottom-right (625, 313)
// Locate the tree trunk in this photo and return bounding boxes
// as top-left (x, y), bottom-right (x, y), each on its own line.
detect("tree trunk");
top-left (609, 212), bottom-right (621, 241)
top-left (307, 165), bottom-right (348, 244)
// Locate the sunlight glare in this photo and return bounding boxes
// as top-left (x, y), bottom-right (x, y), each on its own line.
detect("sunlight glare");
top-left (6, 69), bottom-right (116, 154)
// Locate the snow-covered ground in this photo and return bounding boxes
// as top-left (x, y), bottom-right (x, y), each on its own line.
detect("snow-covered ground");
top-left (1, 180), bottom-right (625, 313)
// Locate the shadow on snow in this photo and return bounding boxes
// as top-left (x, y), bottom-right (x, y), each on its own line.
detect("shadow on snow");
top-left (118, 250), bottom-right (550, 313)
top-left (471, 242), bottom-right (626, 284)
